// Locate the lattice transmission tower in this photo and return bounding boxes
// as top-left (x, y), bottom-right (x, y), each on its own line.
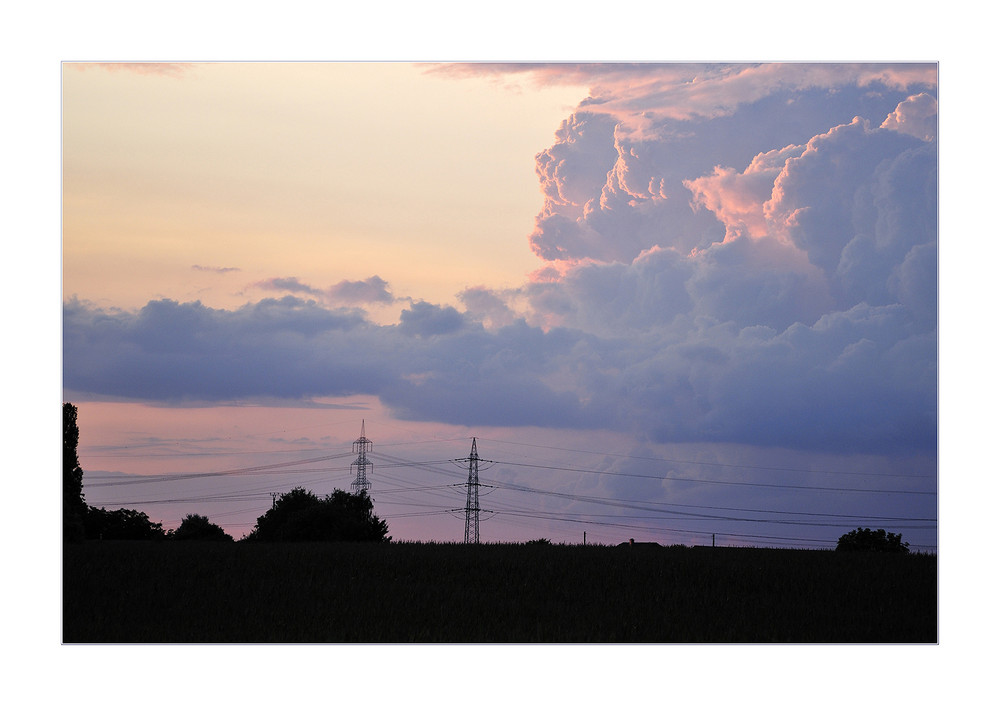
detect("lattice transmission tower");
top-left (464, 437), bottom-right (483, 543)
top-left (350, 420), bottom-right (373, 494)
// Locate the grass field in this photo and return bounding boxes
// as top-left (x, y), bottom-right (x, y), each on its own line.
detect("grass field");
top-left (63, 541), bottom-right (936, 643)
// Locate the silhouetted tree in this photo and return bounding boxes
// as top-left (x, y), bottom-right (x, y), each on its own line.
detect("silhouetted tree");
top-left (245, 487), bottom-right (390, 542)
top-left (85, 506), bottom-right (165, 540)
top-left (836, 527), bottom-right (910, 553)
top-left (63, 403), bottom-right (88, 542)
top-left (168, 514), bottom-right (233, 542)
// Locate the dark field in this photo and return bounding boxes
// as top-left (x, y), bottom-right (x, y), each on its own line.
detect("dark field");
top-left (63, 541), bottom-right (936, 643)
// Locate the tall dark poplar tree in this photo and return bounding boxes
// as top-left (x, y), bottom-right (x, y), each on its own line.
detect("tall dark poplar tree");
top-left (63, 403), bottom-right (88, 542)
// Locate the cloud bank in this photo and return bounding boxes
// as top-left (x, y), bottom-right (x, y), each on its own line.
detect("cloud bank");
top-left (64, 64), bottom-right (937, 458)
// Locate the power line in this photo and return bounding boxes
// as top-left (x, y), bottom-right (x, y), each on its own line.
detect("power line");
top-left (366, 458), bottom-right (936, 525)
top-left (497, 460), bottom-right (935, 495)
top-left (481, 481), bottom-right (936, 529)
top-left (476, 436), bottom-right (936, 479)
top-left (83, 451), bottom-right (356, 487)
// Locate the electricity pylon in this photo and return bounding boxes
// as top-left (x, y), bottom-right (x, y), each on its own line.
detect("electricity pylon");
top-left (464, 437), bottom-right (482, 544)
top-left (351, 420), bottom-right (373, 494)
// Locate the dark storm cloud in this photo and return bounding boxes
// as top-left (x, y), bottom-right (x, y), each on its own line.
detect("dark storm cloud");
top-left (64, 290), bottom-right (934, 454)
top-left (381, 319), bottom-right (607, 429)
top-left (587, 305), bottom-right (937, 454)
top-left (63, 296), bottom-right (376, 400)
top-left (684, 236), bottom-right (835, 331)
top-left (63, 297), bottom-right (603, 429)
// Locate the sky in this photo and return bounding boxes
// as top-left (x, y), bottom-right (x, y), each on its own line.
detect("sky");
top-left (11, 1), bottom-right (996, 700)
top-left (62, 61), bottom-right (940, 550)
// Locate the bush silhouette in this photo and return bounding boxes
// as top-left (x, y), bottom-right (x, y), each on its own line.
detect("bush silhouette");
top-left (169, 514), bottom-right (233, 542)
top-left (836, 527), bottom-right (909, 553)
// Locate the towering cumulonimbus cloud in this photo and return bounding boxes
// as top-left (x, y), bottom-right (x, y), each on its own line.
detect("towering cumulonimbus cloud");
top-left (508, 64), bottom-right (936, 332)
top-left (520, 67), bottom-right (937, 271)
top-left (490, 63), bottom-right (937, 451)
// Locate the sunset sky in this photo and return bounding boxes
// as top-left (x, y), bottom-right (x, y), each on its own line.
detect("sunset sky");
top-left (8, 0), bottom-right (994, 697)
top-left (62, 61), bottom-right (940, 552)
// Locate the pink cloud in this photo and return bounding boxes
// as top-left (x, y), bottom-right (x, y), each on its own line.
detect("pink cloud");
top-left (430, 63), bottom-right (937, 135)
top-left (684, 144), bottom-right (806, 243)
top-left (534, 112), bottom-right (618, 213)
top-left (602, 127), bottom-right (672, 206)
top-left (68, 62), bottom-right (192, 77)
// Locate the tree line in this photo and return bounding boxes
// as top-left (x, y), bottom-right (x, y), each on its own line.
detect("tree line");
top-left (63, 403), bottom-right (390, 543)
